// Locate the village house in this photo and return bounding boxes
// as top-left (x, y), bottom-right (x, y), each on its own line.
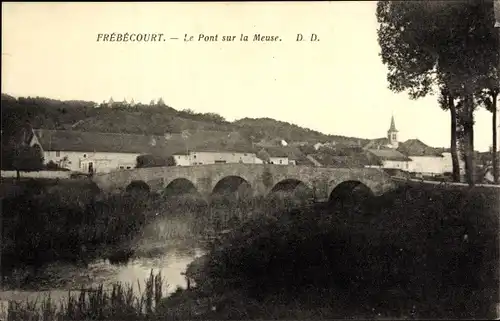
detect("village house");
top-left (256, 146), bottom-right (290, 165)
top-left (29, 129), bottom-right (178, 174)
top-left (255, 146), bottom-right (316, 166)
top-left (365, 149), bottom-right (412, 170)
top-left (397, 139), bottom-right (465, 175)
top-left (172, 148), bottom-right (260, 166)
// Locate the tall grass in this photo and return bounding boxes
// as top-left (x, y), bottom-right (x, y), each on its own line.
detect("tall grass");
top-left (1, 184), bottom-right (156, 284)
top-left (6, 271), bottom-right (168, 321)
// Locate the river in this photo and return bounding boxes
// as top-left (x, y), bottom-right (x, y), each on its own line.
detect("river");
top-left (0, 242), bottom-right (205, 307)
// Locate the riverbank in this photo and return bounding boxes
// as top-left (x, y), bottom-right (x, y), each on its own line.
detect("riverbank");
top-left (3, 181), bottom-right (499, 319)
top-left (180, 182), bottom-right (499, 319)
top-left (0, 180), bottom-right (248, 285)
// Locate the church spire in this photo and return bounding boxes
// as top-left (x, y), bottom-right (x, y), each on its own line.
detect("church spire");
top-left (387, 114), bottom-right (399, 148)
top-left (389, 115), bottom-right (398, 132)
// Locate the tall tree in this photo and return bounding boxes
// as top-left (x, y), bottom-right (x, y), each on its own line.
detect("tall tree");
top-left (477, 80), bottom-right (499, 184)
top-left (12, 145), bottom-right (44, 179)
top-left (376, 0), bottom-right (499, 186)
top-left (438, 86), bottom-right (461, 182)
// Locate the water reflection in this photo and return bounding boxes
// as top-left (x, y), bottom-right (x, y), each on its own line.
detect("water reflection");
top-left (0, 245), bottom-right (205, 303)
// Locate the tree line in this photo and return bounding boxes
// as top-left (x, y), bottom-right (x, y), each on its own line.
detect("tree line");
top-left (1, 94), bottom-right (357, 146)
top-left (376, 0), bottom-right (499, 186)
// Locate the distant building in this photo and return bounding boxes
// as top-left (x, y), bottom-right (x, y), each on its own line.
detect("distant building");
top-left (173, 149), bottom-right (259, 166)
top-left (28, 129), bottom-right (173, 174)
top-left (314, 142), bottom-right (326, 151)
top-left (398, 139), bottom-right (465, 175)
top-left (365, 149), bottom-right (411, 170)
top-left (257, 147), bottom-right (289, 165)
top-left (363, 115), bottom-right (399, 150)
top-left (256, 146), bottom-right (312, 165)
top-left (102, 97), bottom-right (137, 108)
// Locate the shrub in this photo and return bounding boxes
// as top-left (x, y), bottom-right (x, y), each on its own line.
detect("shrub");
top-left (195, 184), bottom-right (499, 318)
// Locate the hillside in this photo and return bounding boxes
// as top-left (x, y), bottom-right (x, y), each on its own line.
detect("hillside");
top-left (1, 94), bottom-right (368, 148)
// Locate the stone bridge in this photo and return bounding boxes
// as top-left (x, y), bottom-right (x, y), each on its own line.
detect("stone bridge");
top-left (92, 164), bottom-right (397, 201)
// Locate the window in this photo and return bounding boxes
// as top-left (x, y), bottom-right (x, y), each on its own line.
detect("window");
top-left (126, 166), bottom-right (131, 169)
top-left (119, 166), bottom-right (124, 169)
top-left (56, 151), bottom-right (60, 157)
top-left (83, 154), bottom-right (87, 158)
top-left (279, 159), bottom-right (283, 164)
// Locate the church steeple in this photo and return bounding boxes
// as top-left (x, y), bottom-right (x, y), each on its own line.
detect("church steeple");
top-left (389, 115), bottom-right (398, 132)
top-left (387, 115), bottom-right (399, 148)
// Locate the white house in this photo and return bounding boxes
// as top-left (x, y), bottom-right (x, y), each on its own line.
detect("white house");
top-left (398, 139), bottom-right (465, 175)
top-left (365, 148), bottom-right (411, 170)
top-left (172, 149), bottom-right (260, 166)
top-left (255, 146), bottom-right (306, 165)
top-left (29, 129), bottom-right (175, 174)
top-left (172, 154), bottom-right (191, 166)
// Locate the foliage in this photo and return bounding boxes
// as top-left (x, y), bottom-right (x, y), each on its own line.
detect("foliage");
top-left (1, 183), bottom-right (154, 280)
top-left (2, 144), bottom-right (45, 172)
top-left (136, 154), bottom-right (176, 168)
top-left (376, 0), bottom-right (499, 185)
top-left (44, 160), bottom-right (69, 171)
top-left (1, 94), bottom-right (368, 151)
top-left (195, 184), bottom-right (499, 319)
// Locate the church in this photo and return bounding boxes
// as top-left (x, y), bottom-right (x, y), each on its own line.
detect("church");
top-left (363, 116), bottom-right (461, 175)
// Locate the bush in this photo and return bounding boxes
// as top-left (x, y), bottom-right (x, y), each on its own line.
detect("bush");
top-left (45, 160), bottom-right (70, 171)
top-left (195, 184), bottom-right (499, 318)
top-left (136, 154), bottom-right (176, 168)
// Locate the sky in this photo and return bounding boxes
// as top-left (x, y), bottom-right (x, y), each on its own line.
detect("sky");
top-left (1, 2), bottom-right (498, 152)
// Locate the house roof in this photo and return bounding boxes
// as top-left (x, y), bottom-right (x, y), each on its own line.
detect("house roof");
top-left (397, 139), bottom-right (443, 157)
top-left (367, 149), bottom-right (412, 162)
top-left (33, 129), bottom-right (183, 156)
top-left (313, 153), bottom-right (381, 168)
top-left (32, 129), bottom-right (258, 157)
top-left (260, 146), bottom-right (289, 158)
top-left (183, 147), bottom-right (258, 154)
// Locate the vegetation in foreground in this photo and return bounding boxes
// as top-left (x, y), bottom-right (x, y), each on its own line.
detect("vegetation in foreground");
top-left (4, 181), bottom-right (499, 320)
top-left (0, 178), bottom-right (305, 288)
top-left (187, 182), bottom-right (499, 319)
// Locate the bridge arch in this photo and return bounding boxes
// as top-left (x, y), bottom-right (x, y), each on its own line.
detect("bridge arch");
top-left (125, 180), bottom-right (150, 194)
top-left (163, 178), bottom-right (199, 197)
top-left (329, 180), bottom-right (374, 204)
top-left (211, 175), bottom-right (253, 199)
top-left (93, 164), bottom-right (397, 200)
top-left (269, 178), bottom-right (314, 198)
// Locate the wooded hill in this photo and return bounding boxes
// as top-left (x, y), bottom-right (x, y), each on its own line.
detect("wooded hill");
top-left (1, 94), bottom-right (369, 148)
